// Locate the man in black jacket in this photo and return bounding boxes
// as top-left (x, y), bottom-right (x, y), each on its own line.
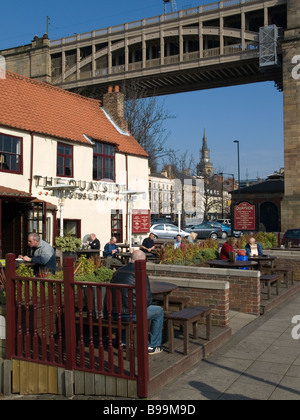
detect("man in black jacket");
top-left (110, 250), bottom-right (164, 355)
top-left (88, 233), bottom-right (100, 250)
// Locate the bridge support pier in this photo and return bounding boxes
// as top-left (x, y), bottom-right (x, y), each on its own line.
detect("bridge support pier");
top-left (281, 0), bottom-right (300, 231)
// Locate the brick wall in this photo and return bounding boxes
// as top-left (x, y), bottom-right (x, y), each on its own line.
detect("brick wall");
top-left (147, 263), bottom-right (261, 317)
top-left (150, 275), bottom-right (230, 327)
top-left (268, 250), bottom-right (300, 281)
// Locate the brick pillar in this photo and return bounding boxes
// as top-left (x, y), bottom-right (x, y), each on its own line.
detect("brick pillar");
top-left (281, 0), bottom-right (300, 231)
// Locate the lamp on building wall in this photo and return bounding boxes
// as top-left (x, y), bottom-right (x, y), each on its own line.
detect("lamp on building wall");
top-left (120, 190), bottom-right (145, 248)
top-left (44, 184), bottom-right (77, 237)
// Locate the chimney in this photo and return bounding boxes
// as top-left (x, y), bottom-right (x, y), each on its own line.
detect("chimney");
top-left (102, 85), bottom-right (128, 132)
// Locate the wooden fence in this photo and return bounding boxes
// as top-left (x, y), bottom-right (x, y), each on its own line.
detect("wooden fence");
top-left (4, 253), bottom-right (149, 398)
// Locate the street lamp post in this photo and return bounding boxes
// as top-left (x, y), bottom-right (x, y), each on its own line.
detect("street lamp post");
top-left (233, 140), bottom-right (240, 193)
top-left (219, 172), bottom-right (235, 219)
top-left (120, 190), bottom-right (145, 249)
top-left (44, 184), bottom-right (77, 237)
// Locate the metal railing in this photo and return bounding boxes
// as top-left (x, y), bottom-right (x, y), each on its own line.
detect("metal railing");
top-left (50, 0), bottom-right (263, 47)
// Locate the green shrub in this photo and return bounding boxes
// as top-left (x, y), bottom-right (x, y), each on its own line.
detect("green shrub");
top-left (237, 232), bottom-right (277, 250)
top-left (94, 266), bottom-right (114, 283)
top-left (160, 241), bottom-right (219, 266)
top-left (75, 255), bottom-right (95, 276)
top-left (75, 267), bottom-right (114, 283)
top-left (54, 236), bottom-right (82, 253)
top-left (16, 264), bottom-right (35, 278)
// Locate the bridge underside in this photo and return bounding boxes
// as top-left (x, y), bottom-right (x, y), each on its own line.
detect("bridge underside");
top-left (67, 56), bottom-right (283, 99)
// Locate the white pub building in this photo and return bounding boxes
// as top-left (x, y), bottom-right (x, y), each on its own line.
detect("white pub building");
top-left (0, 72), bottom-right (149, 258)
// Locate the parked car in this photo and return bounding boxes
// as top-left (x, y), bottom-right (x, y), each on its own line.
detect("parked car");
top-left (282, 229), bottom-right (300, 246)
top-left (211, 222), bottom-right (243, 239)
top-left (151, 218), bottom-right (176, 226)
top-left (150, 223), bottom-right (190, 239)
top-left (185, 222), bottom-right (223, 240)
top-left (217, 219), bottom-right (231, 226)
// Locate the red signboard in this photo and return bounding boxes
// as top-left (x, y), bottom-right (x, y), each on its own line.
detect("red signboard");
top-left (132, 210), bottom-right (150, 234)
top-left (234, 202), bottom-right (256, 231)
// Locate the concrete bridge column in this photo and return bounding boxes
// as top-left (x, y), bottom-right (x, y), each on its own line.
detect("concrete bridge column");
top-left (281, 0), bottom-right (300, 231)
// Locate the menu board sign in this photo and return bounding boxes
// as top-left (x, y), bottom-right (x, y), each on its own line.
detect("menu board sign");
top-left (234, 202), bottom-right (256, 231)
top-left (132, 210), bottom-right (150, 234)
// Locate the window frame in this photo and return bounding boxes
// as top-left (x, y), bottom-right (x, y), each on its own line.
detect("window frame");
top-left (93, 141), bottom-right (115, 181)
top-left (111, 210), bottom-right (123, 243)
top-left (57, 142), bottom-right (74, 178)
top-left (0, 133), bottom-right (23, 175)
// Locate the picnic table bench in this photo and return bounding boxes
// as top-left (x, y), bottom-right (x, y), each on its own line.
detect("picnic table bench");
top-left (167, 306), bottom-right (211, 355)
top-left (260, 274), bottom-right (280, 300)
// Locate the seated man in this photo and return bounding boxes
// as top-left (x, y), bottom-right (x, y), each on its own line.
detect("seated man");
top-left (110, 250), bottom-right (164, 355)
top-left (103, 236), bottom-right (123, 269)
top-left (87, 233), bottom-right (100, 250)
top-left (245, 237), bottom-right (263, 257)
top-left (140, 233), bottom-right (156, 257)
top-left (19, 233), bottom-right (56, 275)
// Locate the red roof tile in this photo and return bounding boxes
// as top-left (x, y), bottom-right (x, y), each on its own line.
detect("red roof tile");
top-left (0, 71), bottom-right (148, 158)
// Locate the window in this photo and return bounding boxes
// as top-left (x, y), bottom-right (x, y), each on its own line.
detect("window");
top-left (28, 202), bottom-right (45, 238)
top-left (0, 133), bottom-right (22, 174)
top-left (166, 225), bottom-right (177, 232)
top-left (58, 219), bottom-right (81, 238)
top-left (57, 143), bottom-right (73, 177)
top-left (93, 142), bottom-right (115, 181)
top-left (111, 210), bottom-right (123, 242)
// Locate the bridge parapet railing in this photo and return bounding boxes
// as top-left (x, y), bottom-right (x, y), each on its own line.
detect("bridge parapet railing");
top-left (50, 0), bottom-right (263, 47)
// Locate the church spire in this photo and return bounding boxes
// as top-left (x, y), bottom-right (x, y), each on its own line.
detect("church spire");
top-left (202, 128), bottom-right (208, 151)
top-left (197, 129), bottom-right (214, 177)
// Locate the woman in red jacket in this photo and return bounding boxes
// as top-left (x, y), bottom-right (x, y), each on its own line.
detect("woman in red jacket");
top-left (220, 237), bottom-right (238, 260)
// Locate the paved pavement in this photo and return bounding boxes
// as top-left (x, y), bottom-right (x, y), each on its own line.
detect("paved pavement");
top-left (151, 292), bottom-right (300, 400)
top-left (1, 292), bottom-right (300, 401)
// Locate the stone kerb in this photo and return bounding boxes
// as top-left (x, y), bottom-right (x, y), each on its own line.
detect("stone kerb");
top-left (147, 263), bottom-right (261, 317)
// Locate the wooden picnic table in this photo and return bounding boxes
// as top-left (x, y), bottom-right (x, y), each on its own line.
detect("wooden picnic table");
top-left (150, 281), bottom-right (178, 311)
top-left (120, 252), bottom-right (158, 265)
top-left (206, 259), bottom-right (259, 269)
top-left (76, 249), bottom-right (100, 257)
top-left (248, 255), bottom-right (276, 269)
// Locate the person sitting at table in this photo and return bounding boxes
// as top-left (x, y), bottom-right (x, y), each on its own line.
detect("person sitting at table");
top-left (245, 237), bottom-right (264, 257)
top-left (87, 233), bottom-right (100, 250)
top-left (220, 237), bottom-right (238, 260)
top-left (174, 234), bottom-right (184, 250)
top-left (109, 250), bottom-right (164, 355)
top-left (103, 236), bottom-right (123, 269)
top-left (187, 232), bottom-right (198, 244)
top-left (140, 233), bottom-right (157, 258)
top-left (18, 233), bottom-right (56, 275)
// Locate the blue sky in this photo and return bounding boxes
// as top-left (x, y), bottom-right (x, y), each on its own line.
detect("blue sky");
top-left (0, 0), bottom-right (284, 179)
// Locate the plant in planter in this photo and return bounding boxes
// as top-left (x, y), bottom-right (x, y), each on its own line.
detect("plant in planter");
top-left (159, 240), bottom-right (219, 266)
top-left (54, 236), bottom-right (82, 259)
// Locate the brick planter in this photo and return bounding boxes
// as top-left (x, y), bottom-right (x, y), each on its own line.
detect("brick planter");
top-left (147, 263), bottom-right (261, 317)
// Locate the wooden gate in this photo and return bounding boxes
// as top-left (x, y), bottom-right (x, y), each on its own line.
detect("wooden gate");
top-left (5, 254), bottom-right (149, 398)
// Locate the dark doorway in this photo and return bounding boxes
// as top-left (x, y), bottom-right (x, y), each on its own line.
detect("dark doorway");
top-left (260, 202), bottom-right (279, 232)
top-left (1, 201), bottom-right (28, 257)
